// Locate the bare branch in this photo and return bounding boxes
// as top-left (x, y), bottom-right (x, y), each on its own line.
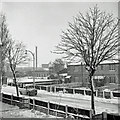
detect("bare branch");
top-left (54, 6), bottom-right (119, 71)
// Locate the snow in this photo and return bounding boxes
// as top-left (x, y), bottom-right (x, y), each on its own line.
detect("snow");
top-left (0, 101), bottom-right (49, 118)
top-left (100, 60), bottom-right (119, 64)
top-left (36, 89), bottom-right (119, 104)
top-left (1, 85), bottom-right (120, 115)
top-left (1, 85), bottom-right (119, 104)
top-left (68, 60), bottom-right (119, 66)
top-left (7, 77), bottom-right (57, 84)
top-left (0, 101), bottom-right (61, 118)
top-left (103, 89), bottom-right (111, 92)
top-left (2, 86), bottom-right (119, 105)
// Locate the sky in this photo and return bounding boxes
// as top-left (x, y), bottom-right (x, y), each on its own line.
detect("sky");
top-left (1, 1), bottom-right (118, 67)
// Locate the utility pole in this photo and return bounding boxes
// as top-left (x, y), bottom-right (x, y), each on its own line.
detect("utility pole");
top-left (25, 50), bottom-right (35, 89)
top-left (35, 46), bottom-right (37, 70)
top-left (0, 40), bottom-right (2, 101)
top-left (118, 48), bottom-right (120, 84)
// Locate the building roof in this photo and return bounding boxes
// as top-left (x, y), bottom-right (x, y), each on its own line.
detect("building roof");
top-left (68, 60), bottom-right (119, 66)
top-left (58, 68), bottom-right (67, 74)
top-left (34, 67), bottom-right (49, 72)
top-left (59, 73), bottom-right (67, 76)
top-left (100, 60), bottom-right (119, 64)
top-left (7, 77), bottom-right (58, 83)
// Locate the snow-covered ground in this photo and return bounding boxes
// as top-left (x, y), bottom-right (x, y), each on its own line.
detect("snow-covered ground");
top-left (1, 86), bottom-right (120, 115)
top-left (2, 85), bottom-right (118, 104)
top-left (0, 101), bottom-right (59, 118)
top-left (37, 89), bottom-right (119, 104)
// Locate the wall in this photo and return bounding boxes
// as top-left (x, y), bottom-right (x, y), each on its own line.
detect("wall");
top-left (67, 62), bottom-right (120, 86)
top-left (28, 69), bottom-right (49, 78)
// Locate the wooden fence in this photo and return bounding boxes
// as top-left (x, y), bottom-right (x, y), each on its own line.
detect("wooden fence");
top-left (2, 92), bottom-right (120, 120)
top-left (93, 112), bottom-right (120, 120)
top-left (1, 92), bottom-right (92, 120)
top-left (8, 84), bottom-right (120, 99)
top-left (35, 85), bottom-right (119, 99)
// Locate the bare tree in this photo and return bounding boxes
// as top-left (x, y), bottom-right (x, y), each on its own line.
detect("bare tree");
top-left (7, 41), bottom-right (28, 96)
top-left (55, 6), bottom-right (119, 115)
top-left (0, 14), bottom-right (11, 84)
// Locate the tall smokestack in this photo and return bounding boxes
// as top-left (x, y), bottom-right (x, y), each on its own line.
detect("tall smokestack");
top-left (35, 46), bottom-right (37, 70)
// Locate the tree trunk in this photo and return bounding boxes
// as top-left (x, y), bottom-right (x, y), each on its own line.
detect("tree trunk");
top-left (89, 70), bottom-right (95, 117)
top-left (1, 59), bottom-right (5, 85)
top-left (91, 76), bottom-right (95, 115)
top-left (10, 65), bottom-right (19, 97)
top-left (13, 72), bottom-right (19, 97)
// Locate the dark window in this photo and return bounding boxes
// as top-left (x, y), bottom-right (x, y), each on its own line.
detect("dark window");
top-left (109, 64), bottom-right (115, 70)
top-left (101, 65), bottom-right (103, 70)
top-left (109, 76), bottom-right (116, 83)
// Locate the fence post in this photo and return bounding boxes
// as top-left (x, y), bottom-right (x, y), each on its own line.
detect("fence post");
top-left (39, 86), bottom-right (41, 90)
top-left (1, 93), bottom-right (3, 101)
top-left (65, 105), bottom-right (68, 118)
top-left (33, 98), bottom-right (35, 110)
top-left (47, 101), bottom-right (50, 115)
top-left (96, 90), bottom-right (98, 97)
top-left (102, 112), bottom-right (107, 120)
top-left (84, 90), bottom-right (86, 96)
top-left (50, 86), bottom-right (52, 92)
top-left (63, 87), bottom-right (66, 94)
top-left (54, 86), bottom-right (56, 93)
top-left (73, 89), bottom-right (75, 94)
top-left (110, 91), bottom-right (113, 99)
top-left (103, 91), bottom-right (105, 98)
top-left (28, 98), bottom-right (30, 109)
top-left (89, 109), bottom-right (93, 120)
top-left (11, 94), bottom-right (13, 105)
top-left (46, 86), bottom-right (48, 92)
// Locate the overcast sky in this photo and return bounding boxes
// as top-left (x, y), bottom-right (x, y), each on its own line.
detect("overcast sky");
top-left (2, 1), bottom-right (118, 67)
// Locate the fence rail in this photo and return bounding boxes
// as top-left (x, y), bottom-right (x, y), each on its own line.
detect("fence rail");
top-left (34, 85), bottom-right (120, 99)
top-left (1, 92), bottom-right (92, 119)
top-left (8, 83), bottom-right (120, 99)
top-left (1, 92), bottom-right (120, 120)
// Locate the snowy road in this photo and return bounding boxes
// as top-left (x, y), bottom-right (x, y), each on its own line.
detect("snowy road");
top-left (2, 86), bottom-right (120, 114)
top-left (35, 91), bottom-right (119, 114)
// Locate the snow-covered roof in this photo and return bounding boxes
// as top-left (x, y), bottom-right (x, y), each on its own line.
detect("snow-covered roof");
top-left (7, 77), bottom-right (57, 83)
top-left (68, 62), bottom-right (84, 66)
top-left (68, 60), bottom-right (119, 66)
top-left (100, 60), bottom-right (119, 64)
top-left (42, 68), bottom-right (49, 71)
top-left (59, 73), bottom-right (67, 76)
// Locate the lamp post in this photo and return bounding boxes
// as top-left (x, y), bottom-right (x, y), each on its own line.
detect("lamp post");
top-left (25, 50), bottom-right (35, 89)
top-left (118, 48), bottom-right (120, 84)
top-left (81, 62), bottom-right (83, 87)
top-left (0, 40), bottom-right (2, 101)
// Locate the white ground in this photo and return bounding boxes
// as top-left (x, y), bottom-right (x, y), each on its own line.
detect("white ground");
top-left (0, 101), bottom-right (59, 118)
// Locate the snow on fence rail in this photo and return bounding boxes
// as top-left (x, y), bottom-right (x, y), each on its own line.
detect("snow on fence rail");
top-left (1, 92), bottom-right (92, 119)
top-left (35, 85), bottom-right (120, 99)
top-left (7, 83), bottom-right (120, 99)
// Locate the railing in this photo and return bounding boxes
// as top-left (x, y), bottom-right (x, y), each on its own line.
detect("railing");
top-left (1, 92), bottom-right (92, 119)
top-left (7, 83), bottom-right (120, 99)
top-left (2, 91), bottom-right (120, 120)
top-left (35, 85), bottom-right (119, 99)
top-left (93, 112), bottom-right (120, 120)
top-left (93, 113), bottom-right (103, 120)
